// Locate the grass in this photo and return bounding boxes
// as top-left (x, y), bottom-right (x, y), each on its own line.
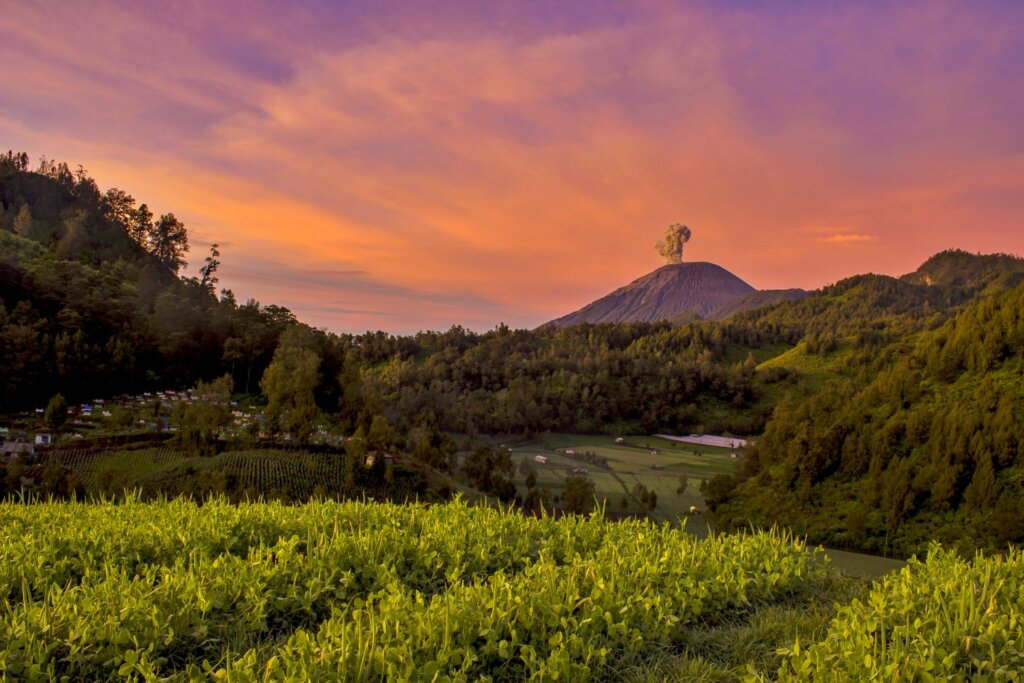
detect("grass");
top-left (513, 432), bottom-right (739, 526)
top-left (616, 574), bottom-right (870, 681)
top-left (756, 339), bottom-right (858, 386)
top-left (822, 547), bottom-right (906, 579)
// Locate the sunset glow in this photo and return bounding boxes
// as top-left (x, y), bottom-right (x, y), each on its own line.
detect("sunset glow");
top-left (3, 1), bottom-right (1022, 332)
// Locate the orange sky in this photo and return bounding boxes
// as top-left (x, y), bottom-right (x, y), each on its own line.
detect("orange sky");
top-left (2, 1), bottom-right (1022, 332)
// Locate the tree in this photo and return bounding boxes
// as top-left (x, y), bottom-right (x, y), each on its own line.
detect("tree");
top-left (0, 150), bottom-right (29, 174)
top-left (101, 188), bottom-right (137, 230)
top-left (149, 212), bottom-right (189, 273)
top-left (199, 243), bottom-right (221, 291)
top-left (260, 326), bottom-right (321, 443)
top-left (523, 486), bottom-right (551, 513)
top-left (632, 482), bottom-right (658, 512)
top-left (336, 351), bottom-right (365, 431)
top-left (56, 209), bottom-right (89, 260)
top-left (461, 446), bottom-right (515, 500)
top-left (562, 475), bottom-right (595, 514)
top-left (130, 203), bottom-right (153, 246)
top-left (44, 393), bottom-right (68, 431)
top-left (344, 427), bottom-right (366, 488)
top-left (13, 205), bottom-right (32, 238)
top-left (175, 375), bottom-right (232, 457)
top-left (367, 415), bottom-right (394, 454)
top-left (964, 452), bottom-right (998, 510)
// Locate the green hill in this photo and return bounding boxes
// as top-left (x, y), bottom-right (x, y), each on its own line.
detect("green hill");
top-left (901, 248), bottom-right (1024, 291)
top-left (710, 281), bottom-right (1024, 557)
top-left (0, 155), bottom-right (301, 411)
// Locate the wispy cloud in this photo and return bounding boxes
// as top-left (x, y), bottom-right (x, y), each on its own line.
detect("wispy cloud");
top-left (2, 2), bottom-right (1023, 330)
top-left (819, 234), bottom-right (876, 245)
top-left (804, 226), bottom-right (876, 245)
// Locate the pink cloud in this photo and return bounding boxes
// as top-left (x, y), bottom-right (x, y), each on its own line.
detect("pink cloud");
top-left (2, 2), bottom-right (1022, 330)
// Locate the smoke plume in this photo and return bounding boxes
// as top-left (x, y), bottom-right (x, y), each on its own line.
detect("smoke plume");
top-left (655, 224), bottom-right (692, 264)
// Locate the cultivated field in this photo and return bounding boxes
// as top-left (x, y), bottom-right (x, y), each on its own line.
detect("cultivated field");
top-left (0, 498), bottom-right (1016, 681)
top-left (511, 433), bottom-right (743, 527)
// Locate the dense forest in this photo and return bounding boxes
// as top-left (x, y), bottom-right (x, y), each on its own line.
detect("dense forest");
top-left (707, 262), bottom-right (1024, 556)
top-left (4, 151), bottom-right (1024, 556)
top-left (0, 152), bottom-right (299, 412)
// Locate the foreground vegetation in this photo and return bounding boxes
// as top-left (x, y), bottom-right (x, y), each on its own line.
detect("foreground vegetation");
top-left (0, 498), bottom-right (1019, 681)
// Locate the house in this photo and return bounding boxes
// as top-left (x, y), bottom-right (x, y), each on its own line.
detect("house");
top-left (1, 441), bottom-right (34, 456)
top-left (615, 437), bottom-right (625, 444)
top-left (564, 449), bottom-right (575, 456)
top-left (570, 467), bottom-right (589, 475)
top-left (656, 434), bottom-right (750, 449)
top-left (34, 433), bottom-right (52, 446)
top-left (533, 455), bottom-right (548, 464)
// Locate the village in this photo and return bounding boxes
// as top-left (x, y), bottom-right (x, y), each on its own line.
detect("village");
top-left (0, 389), bottom-right (346, 461)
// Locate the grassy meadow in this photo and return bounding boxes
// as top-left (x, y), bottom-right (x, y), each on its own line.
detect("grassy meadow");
top-left (511, 433), bottom-right (735, 526)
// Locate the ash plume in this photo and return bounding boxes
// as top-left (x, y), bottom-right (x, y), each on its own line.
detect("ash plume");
top-left (656, 224), bottom-right (692, 264)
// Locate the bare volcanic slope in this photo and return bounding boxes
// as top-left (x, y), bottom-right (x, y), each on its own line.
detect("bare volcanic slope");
top-left (548, 262), bottom-right (757, 327)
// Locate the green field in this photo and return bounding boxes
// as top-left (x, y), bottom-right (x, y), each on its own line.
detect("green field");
top-left (0, 497), bottom-right (1017, 681)
top-left (511, 433), bottom-right (743, 528)
top-left (30, 447), bottom-right (425, 502)
top-left (40, 447), bottom-right (343, 496)
top-left (508, 433), bottom-right (905, 579)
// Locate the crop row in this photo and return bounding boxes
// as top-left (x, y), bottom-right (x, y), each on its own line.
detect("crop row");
top-left (771, 545), bottom-right (1024, 682)
top-left (0, 497), bottom-right (629, 606)
top-left (0, 498), bottom-right (822, 681)
top-left (219, 529), bottom-right (819, 682)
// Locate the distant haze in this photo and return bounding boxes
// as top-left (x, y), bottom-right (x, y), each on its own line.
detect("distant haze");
top-left (2, 2), bottom-right (1023, 333)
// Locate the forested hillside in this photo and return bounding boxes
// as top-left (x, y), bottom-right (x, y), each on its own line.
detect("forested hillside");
top-left (0, 152), bottom-right (298, 412)
top-left (709, 279), bottom-right (1024, 556)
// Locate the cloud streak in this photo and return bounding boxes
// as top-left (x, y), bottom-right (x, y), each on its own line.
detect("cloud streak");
top-left (2, 1), bottom-right (1023, 331)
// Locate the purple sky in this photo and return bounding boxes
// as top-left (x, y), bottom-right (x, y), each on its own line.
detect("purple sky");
top-left (3, 1), bottom-right (1023, 332)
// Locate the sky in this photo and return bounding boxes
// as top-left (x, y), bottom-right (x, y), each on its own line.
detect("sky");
top-left (2, 1), bottom-right (1023, 333)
